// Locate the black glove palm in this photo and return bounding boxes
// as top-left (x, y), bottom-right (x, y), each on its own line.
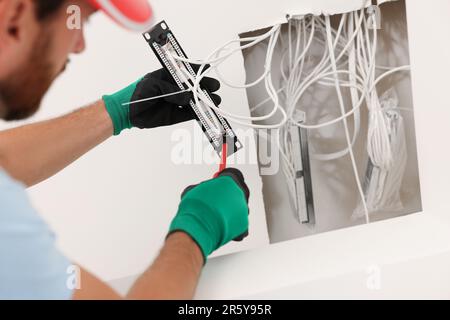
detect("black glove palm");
top-left (103, 66), bottom-right (221, 135)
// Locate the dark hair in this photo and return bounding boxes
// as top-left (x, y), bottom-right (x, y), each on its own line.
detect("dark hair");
top-left (34, 0), bottom-right (66, 21)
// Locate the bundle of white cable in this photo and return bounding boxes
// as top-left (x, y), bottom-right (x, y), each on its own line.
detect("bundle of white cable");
top-left (353, 89), bottom-right (408, 219)
top-left (156, 5), bottom-right (411, 223)
top-left (273, 10), bottom-right (409, 221)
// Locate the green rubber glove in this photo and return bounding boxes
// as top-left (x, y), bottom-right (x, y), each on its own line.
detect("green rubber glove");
top-left (169, 168), bottom-right (250, 262)
top-left (102, 67), bottom-right (221, 135)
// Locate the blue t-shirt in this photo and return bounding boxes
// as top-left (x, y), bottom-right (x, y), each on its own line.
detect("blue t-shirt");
top-left (0, 169), bottom-right (73, 299)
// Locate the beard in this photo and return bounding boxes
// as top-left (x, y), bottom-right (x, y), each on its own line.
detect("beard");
top-left (0, 29), bottom-right (57, 121)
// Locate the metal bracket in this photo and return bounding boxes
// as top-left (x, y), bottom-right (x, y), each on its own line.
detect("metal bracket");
top-left (289, 116), bottom-right (315, 224)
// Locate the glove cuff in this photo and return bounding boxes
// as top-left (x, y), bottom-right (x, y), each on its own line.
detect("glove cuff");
top-left (103, 94), bottom-right (132, 136)
top-left (103, 79), bottom-right (142, 135)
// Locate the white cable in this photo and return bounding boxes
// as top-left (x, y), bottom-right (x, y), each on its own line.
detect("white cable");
top-left (184, 25), bottom-right (289, 129)
top-left (251, 87), bottom-right (286, 112)
top-left (292, 66), bottom-right (410, 129)
top-left (313, 12), bottom-right (362, 162)
top-left (324, 15), bottom-right (370, 224)
top-left (122, 89), bottom-right (191, 106)
top-left (171, 26), bottom-right (280, 66)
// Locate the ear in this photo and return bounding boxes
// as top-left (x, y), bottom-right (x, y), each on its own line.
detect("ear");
top-left (0, 0), bottom-right (31, 46)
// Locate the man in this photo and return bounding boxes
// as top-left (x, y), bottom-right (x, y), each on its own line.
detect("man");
top-left (0, 0), bottom-right (250, 299)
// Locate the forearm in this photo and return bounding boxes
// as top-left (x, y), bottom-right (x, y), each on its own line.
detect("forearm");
top-left (0, 100), bottom-right (113, 186)
top-left (126, 232), bottom-right (204, 300)
top-left (72, 233), bottom-right (203, 300)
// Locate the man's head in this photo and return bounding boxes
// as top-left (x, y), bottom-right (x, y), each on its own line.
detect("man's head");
top-left (0, 0), bottom-right (153, 121)
top-left (0, 0), bottom-right (96, 120)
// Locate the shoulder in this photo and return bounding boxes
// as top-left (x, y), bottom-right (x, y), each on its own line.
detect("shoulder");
top-left (0, 170), bottom-right (73, 299)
